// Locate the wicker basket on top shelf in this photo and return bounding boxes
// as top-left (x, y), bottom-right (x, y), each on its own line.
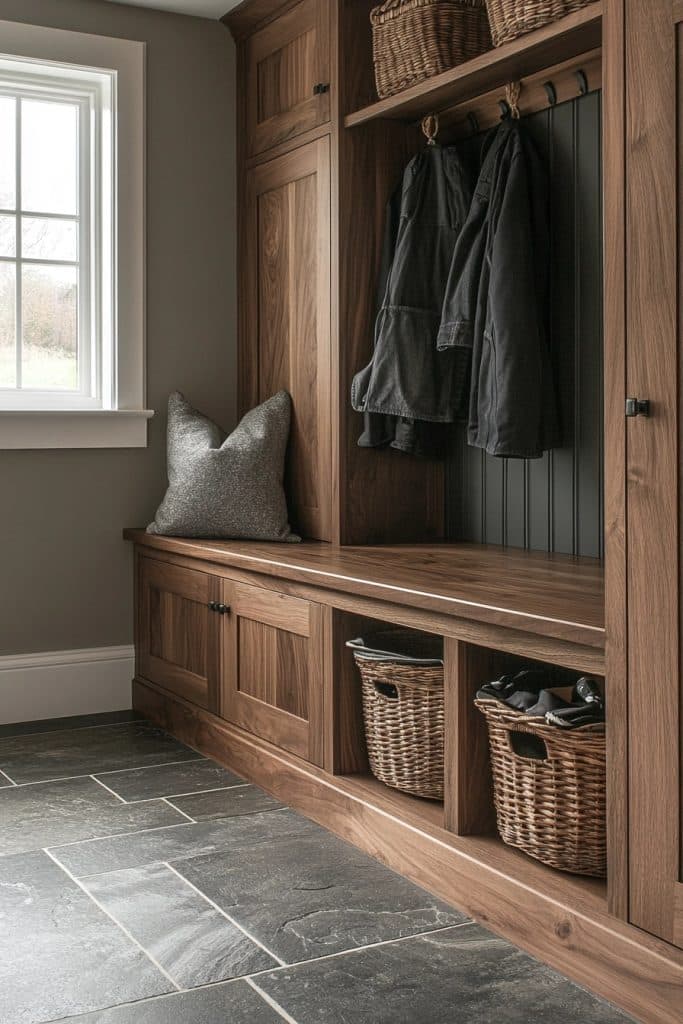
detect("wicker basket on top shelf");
top-left (484, 0), bottom-right (594, 47)
top-left (476, 697), bottom-right (606, 876)
top-left (370, 0), bottom-right (491, 100)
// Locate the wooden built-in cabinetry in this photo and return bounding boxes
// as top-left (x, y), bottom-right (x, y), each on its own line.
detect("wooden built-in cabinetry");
top-left (242, 138), bottom-right (332, 540)
top-left (126, 1), bottom-right (683, 1020)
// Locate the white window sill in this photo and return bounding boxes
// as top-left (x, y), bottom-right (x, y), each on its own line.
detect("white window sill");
top-left (0, 409), bottom-right (154, 449)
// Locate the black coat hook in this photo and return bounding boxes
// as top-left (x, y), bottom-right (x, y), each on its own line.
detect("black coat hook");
top-left (498, 99), bottom-right (511, 119)
top-left (575, 69), bottom-right (589, 95)
top-left (543, 81), bottom-right (557, 107)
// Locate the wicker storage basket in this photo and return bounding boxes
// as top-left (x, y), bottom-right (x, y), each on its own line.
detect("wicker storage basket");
top-left (475, 697), bottom-right (606, 876)
top-left (371, 0), bottom-right (491, 100)
top-left (484, 0), bottom-right (594, 47)
top-left (350, 632), bottom-right (444, 800)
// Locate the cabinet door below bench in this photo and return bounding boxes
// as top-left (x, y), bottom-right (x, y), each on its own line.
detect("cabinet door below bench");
top-left (138, 557), bottom-right (220, 712)
top-left (221, 580), bottom-right (324, 766)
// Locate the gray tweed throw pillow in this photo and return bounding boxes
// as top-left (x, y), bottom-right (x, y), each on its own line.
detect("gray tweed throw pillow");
top-left (147, 390), bottom-right (300, 542)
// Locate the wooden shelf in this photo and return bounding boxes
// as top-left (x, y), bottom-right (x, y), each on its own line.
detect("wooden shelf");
top-left (126, 531), bottom-right (605, 654)
top-left (344, 2), bottom-right (602, 128)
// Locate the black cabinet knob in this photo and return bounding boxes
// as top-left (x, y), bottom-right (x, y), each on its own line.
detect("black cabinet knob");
top-left (625, 398), bottom-right (650, 418)
top-left (218, 603), bottom-right (231, 615)
top-left (208, 601), bottom-right (218, 611)
top-left (313, 82), bottom-right (330, 95)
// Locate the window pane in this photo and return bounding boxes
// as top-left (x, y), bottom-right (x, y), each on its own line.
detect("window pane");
top-left (0, 262), bottom-right (16, 386)
top-left (0, 96), bottom-right (16, 210)
top-left (22, 217), bottom-right (78, 261)
top-left (0, 214), bottom-right (16, 257)
top-left (22, 99), bottom-right (79, 216)
top-left (22, 264), bottom-right (78, 390)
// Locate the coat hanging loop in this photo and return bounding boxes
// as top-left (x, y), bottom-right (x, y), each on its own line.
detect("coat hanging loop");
top-left (505, 81), bottom-right (522, 119)
top-left (421, 113), bottom-right (439, 145)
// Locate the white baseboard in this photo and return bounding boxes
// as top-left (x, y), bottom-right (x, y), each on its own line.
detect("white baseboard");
top-left (0, 645), bottom-right (135, 725)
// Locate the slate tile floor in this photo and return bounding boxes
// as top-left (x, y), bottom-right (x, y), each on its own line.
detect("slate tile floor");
top-left (0, 711), bottom-right (634, 1024)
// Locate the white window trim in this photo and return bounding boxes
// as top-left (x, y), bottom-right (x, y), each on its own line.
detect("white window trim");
top-left (0, 19), bottom-right (150, 449)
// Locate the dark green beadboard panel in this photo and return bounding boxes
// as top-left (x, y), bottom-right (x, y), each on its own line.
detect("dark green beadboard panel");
top-left (446, 90), bottom-right (603, 559)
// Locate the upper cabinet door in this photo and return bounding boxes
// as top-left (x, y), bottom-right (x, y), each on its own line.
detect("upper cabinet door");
top-left (246, 0), bottom-right (330, 157)
top-left (617, 0), bottom-right (682, 948)
top-left (243, 137), bottom-right (333, 541)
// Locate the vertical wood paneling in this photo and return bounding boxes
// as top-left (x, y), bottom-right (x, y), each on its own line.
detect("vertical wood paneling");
top-left (447, 90), bottom-right (603, 559)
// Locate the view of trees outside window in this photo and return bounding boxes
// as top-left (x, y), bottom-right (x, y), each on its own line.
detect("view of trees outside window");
top-left (0, 94), bottom-right (80, 391)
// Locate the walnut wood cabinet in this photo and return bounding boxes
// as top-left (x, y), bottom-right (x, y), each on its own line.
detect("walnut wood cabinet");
top-left (242, 137), bottom-right (333, 541)
top-left (126, 0), bottom-right (683, 1017)
top-left (137, 556), bottom-right (221, 712)
top-left (220, 580), bottom-right (325, 765)
top-left (245, 0), bottom-right (330, 157)
top-left (137, 554), bottom-right (325, 766)
top-left (608, 0), bottom-right (683, 951)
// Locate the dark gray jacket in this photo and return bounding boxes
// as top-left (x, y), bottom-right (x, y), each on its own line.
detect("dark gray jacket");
top-left (351, 144), bottom-right (473, 455)
top-left (437, 119), bottom-right (559, 458)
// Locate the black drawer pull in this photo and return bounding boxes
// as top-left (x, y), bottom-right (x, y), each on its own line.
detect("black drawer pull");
top-left (313, 82), bottom-right (330, 95)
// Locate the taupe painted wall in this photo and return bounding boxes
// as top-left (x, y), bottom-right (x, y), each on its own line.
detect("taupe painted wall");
top-left (0, 0), bottom-right (236, 654)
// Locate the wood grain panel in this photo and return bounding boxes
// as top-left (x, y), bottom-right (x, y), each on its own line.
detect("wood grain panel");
top-left (127, 533), bottom-right (604, 648)
top-left (257, 28), bottom-right (315, 122)
top-left (137, 557), bottom-right (218, 712)
top-left (246, 138), bottom-right (332, 540)
top-left (625, 0), bottom-right (681, 944)
top-left (221, 577), bottom-right (323, 765)
top-left (246, 0), bottom-right (330, 156)
top-left (233, 580), bottom-right (311, 635)
top-left (603, 0), bottom-right (629, 921)
top-left (133, 678), bottom-right (683, 1024)
top-left (444, 639), bottom-right (498, 836)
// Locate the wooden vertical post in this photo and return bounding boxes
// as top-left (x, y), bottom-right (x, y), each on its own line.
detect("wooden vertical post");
top-left (443, 637), bottom-right (498, 836)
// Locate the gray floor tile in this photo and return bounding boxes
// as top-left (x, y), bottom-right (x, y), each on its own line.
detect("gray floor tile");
top-left (83, 863), bottom-right (278, 987)
top-left (96, 758), bottom-right (244, 801)
top-left (258, 924), bottom-right (634, 1024)
top-left (53, 981), bottom-right (284, 1023)
top-left (0, 777), bottom-right (186, 857)
top-left (168, 783), bottom-right (283, 820)
top-left (174, 826), bottom-right (467, 964)
top-left (0, 723), bottom-right (201, 784)
top-left (53, 808), bottom-right (317, 877)
top-left (0, 710), bottom-right (144, 740)
top-left (0, 850), bottom-right (172, 1024)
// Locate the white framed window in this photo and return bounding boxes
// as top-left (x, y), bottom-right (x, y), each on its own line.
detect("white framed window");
top-left (0, 20), bottom-right (150, 448)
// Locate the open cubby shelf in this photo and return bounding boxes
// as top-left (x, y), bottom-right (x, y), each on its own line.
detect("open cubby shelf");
top-left (334, 772), bottom-right (607, 911)
top-left (344, 2), bottom-right (603, 128)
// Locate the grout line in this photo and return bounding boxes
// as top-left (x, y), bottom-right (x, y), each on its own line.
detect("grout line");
top-left (163, 862), bottom-right (287, 968)
top-left (47, 819), bottom-right (193, 853)
top-left (122, 783), bottom-right (250, 805)
top-left (90, 775), bottom-right (127, 803)
top-left (246, 978), bottom-right (299, 1024)
top-left (245, 921), bottom-right (475, 979)
top-left (44, 847), bottom-right (182, 994)
top-left (6, 757), bottom-right (206, 789)
top-left (0, 767), bottom-right (17, 785)
top-left (163, 798), bottom-right (195, 823)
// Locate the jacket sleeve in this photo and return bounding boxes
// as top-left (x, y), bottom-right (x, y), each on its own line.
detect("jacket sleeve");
top-left (482, 142), bottom-right (554, 457)
top-left (436, 200), bottom-right (486, 352)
